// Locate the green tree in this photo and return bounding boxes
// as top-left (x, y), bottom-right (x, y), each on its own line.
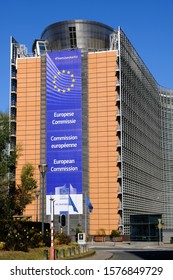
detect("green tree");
top-left (0, 112), bottom-right (9, 180)
top-left (0, 112), bottom-right (37, 219)
top-left (0, 112), bottom-right (12, 219)
top-left (14, 163), bottom-right (38, 215)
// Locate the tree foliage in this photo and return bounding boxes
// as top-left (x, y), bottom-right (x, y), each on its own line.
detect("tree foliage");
top-left (0, 112), bottom-right (9, 182)
top-left (14, 163), bottom-right (38, 215)
top-left (0, 112), bottom-right (38, 219)
top-left (0, 112), bottom-right (11, 219)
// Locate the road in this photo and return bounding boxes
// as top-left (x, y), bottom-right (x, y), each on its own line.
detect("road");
top-left (111, 249), bottom-right (173, 260)
top-left (103, 248), bottom-right (173, 260)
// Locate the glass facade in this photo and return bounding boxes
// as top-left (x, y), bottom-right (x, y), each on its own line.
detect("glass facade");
top-left (130, 214), bottom-right (162, 241)
top-left (160, 88), bottom-right (173, 239)
top-left (41, 20), bottom-right (115, 52)
top-left (118, 29), bottom-right (164, 235)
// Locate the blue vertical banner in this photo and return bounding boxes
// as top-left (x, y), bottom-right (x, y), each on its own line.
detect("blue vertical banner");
top-left (46, 50), bottom-right (83, 214)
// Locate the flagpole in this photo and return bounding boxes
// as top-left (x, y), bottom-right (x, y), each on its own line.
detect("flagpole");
top-left (85, 193), bottom-right (93, 239)
top-left (67, 191), bottom-right (70, 235)
top-left (85, 192), bottom-right (87, 236)
top-left (50, 197), bottom-right (55, 260)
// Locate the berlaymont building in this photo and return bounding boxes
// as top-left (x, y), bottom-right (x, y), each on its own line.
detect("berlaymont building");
top-left (9, 20), bottom-right (173, 243)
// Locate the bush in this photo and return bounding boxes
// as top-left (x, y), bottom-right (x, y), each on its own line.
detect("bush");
top-left (110, 229), bottom-right (120, 238)
top-left (54, 232), bottom-right (71, 245)
top-left (0, 220), bottom-right (50, 251)
top-left (26, 227), bottom-right (50, 248)
top-left (71, 223), bottom-right (82, 242)
top-left (0, 242), bottom-right (5, 250)
top-left (98, 228), bottom-right (106, 236)
top-left (4, 222), bottom-right (29, 251)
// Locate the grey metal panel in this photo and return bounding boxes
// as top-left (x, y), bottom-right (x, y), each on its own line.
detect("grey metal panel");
top-left (160, 87), bottom-right (173, 230)
top-left (119, 29), bottom-right (163, 234)
top-left (41, 20), bottom-right (115, 52)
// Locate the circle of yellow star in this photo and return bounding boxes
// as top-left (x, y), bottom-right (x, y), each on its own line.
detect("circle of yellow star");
top-left (52, 70), bottom-right (75, 93)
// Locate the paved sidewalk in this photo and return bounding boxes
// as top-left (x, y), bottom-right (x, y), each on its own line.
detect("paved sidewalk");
top-left (82, 250), bottom-right (113, 260)
top-left (88, 241), bottom-right (173, 249)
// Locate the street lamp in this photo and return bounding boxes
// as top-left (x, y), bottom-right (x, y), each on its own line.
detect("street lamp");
top-left (34, 189), bottom-right (40, 222)
top-left (38, 163), bottom-right (48, 235)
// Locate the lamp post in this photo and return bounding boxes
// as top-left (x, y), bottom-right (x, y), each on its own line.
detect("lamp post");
top-left (35, 189), bottom-right (40, 222)
top-left (38, 163), bottom-right (48, 235)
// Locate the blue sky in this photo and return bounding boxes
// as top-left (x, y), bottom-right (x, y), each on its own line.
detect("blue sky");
top-left (0, 0), bottom-right (173, 112)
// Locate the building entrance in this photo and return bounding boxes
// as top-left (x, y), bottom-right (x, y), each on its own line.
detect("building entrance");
top-left (130, 214), bottom-right (162, 242)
